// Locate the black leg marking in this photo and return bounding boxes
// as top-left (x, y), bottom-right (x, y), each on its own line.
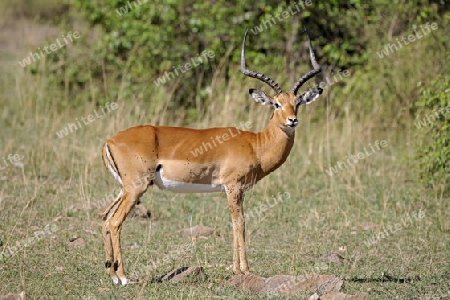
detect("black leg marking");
top-left (105, 261), bottom-right (112, 269)
top-left (114, 260), bottom-right (119, 272)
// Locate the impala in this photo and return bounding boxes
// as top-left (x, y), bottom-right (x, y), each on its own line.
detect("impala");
top-left (101, 28), bottom-right (322, 285)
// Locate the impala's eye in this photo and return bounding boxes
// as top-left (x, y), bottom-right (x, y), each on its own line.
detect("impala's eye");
top-left (274, 102), bottom-right (282, 109)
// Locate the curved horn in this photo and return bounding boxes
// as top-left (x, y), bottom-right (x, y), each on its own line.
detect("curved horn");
top-left (240, 29), bottom-right (283, 95)
top-left (290, 27), bottom-right (322, 95)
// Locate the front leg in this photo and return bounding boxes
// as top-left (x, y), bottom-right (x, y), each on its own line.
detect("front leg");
top-left (226, 186), bottom-right (249, 274)
top-left (108, 178), bottom-right (150, 285)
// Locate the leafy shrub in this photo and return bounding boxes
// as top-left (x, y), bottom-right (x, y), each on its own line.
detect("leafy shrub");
top-left (47, 0), bottom-right (375, 117)
top-left (32, 0), bottom-right (449, 123)
top-left (414, 56), bottom-right (450, 189)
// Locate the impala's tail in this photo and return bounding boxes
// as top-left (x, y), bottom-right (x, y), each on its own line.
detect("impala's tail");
top-left (102, 142), bottom-right (123, 185)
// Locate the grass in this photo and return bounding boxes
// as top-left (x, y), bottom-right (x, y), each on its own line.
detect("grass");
top-left (1, 66), bottom-right (449, 299)
top-left (0, 4), bottom-right (449, 300)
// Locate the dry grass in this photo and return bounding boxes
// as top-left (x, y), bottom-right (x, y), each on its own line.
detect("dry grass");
top-left (0, 3), bottom-right (449, 300)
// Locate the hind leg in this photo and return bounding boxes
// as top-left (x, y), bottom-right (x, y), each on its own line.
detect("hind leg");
top-left (102, 191), bottom-right (123, 284)
top-left (101, 136), bottom-right (158, 284)
top-left (108, 178), bottom-right (150, 285)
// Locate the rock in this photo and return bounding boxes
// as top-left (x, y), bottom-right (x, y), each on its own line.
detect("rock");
top-left (153, 266), bottom-right (204, 283)
top-left (227, 273), bottom-right (343, 297)
top-left (227, 272), bottom-right (367, 298)
top-left (359, 222), bottom-right (380, 231)
top-left (318, 291), bottom-right (367, 299)
top-left (180, 224), bottom-right (215, 238)
top-left (318, 253), bottom-right (345, 264)
top-left (0, 291), bottom-right (26, 300)
top-left (13, 162), bottom-right (24, 169)
top-left (68, 237), bottom-right (85, 248)
top-left (133, 201), bottom-right (151, 219)
top-left (225, 273), bottom-right (266, 293)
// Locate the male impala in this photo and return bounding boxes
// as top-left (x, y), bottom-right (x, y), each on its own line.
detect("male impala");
top-left (101, 29), bottom-right (322, 285)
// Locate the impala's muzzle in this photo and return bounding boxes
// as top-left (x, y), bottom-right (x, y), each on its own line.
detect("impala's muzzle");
top-left (286, 117), bottom-right (298, 127)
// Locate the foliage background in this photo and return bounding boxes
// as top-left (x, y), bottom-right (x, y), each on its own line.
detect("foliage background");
top-left (49, 0), bottom-right (449, 182)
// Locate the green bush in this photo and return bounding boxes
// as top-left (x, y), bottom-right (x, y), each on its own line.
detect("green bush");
top-left (414, 56), bottom-right (450, 189)
top-left (32, 0), bottom-right (449, 123)
top-left (48, 0), bottom-right (374, 115)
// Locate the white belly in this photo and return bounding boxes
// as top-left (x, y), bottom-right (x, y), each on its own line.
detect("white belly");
top-left (154, 168), bottom-right (225, 193)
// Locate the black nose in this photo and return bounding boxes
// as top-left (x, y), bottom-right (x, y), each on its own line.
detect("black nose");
top-left (288, 118), bottom-right (298, 126)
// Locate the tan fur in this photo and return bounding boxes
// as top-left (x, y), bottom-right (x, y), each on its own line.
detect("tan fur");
top-left (100, 28), bottom-right (322, 285)
top-left (101, 92), bottom-right (308, 284)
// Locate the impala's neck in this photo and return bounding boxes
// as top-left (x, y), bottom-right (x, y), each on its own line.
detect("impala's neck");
top-left (255, 117), bottom-right (295, 177)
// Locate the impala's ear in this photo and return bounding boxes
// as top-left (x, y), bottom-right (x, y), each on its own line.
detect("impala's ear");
top-left (249, 89), bottom-right (274, 106)
top-left (296, 88), bottom-right (323, 107)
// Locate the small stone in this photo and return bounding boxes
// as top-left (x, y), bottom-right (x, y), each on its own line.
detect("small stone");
top-left (319, 291), bottom-right (367, 299)
top-left (180, 224), bottom-right (215, 237)
top-left (154, 266), bottom-right (204, 283)
top-left (0, 291), bottom-right (26, 300)
top-left (133, 202), bottom-right (151, 219)
top-left (68, 237), bottom-right (85, 248)
top-left (318, 253), bottom-right (345, 264)
top-left (13, 162), bottom-right (24, 169)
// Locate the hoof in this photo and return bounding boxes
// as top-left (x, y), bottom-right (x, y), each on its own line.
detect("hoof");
top-left (110, 274), bottom-right (119, 285)
top-left (110, 274), bottom-right (128, 285)
top-left (119, 276), bottom-right (128, 285)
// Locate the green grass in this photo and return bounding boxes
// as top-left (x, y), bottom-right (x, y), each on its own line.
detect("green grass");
top-left (0, 67), bottom-right (449, 299)
top-left (0, 3), bottom-right (449, 299)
